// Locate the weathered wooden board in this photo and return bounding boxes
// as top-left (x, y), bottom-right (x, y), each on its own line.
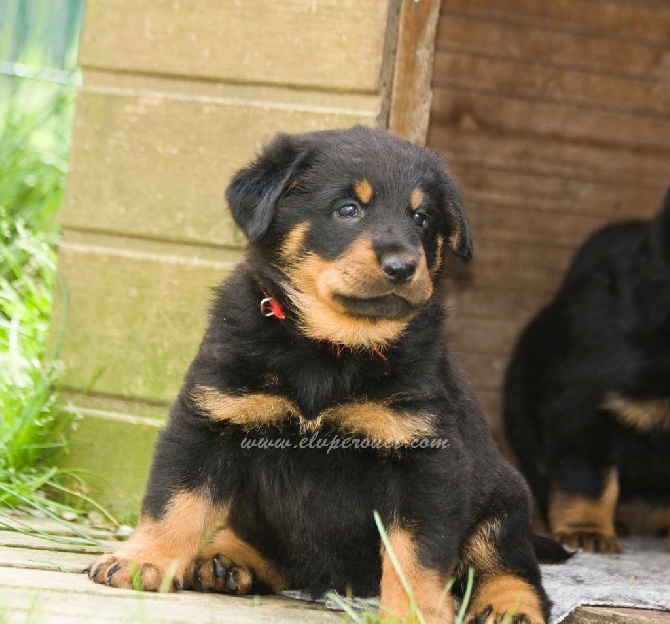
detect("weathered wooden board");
top-left (0, 564), bottom-right (341, 623)
top-left (430, 121), bottom-right (669, 188)
top-left (545, 1), bottom-right (670, 44)
top-left (3, 518), bottom-right (669, 623)
top-left (80, 0), bottom-right (391, 93)
top-left (441, 0), bottom-right (670, 45)
top-left (0, 531), bottom-right (117, 555)
top-left (448, 165), bottom-right (665, 220)
top-left (388, 0), bottom-right (441, 143)
top-left (56, 409), bottom-right (162, 520)
top-left (63, 82), bottom-right (377, 247)
top-left (56, 232), bottom-right (237, 403)
top-left (436, 13), bottom-right (670, 79)
top-left (446, 316), bottom-right (524, 357)
top-left (446, 238), bottom-right (575, 291)
top-left (433, 50), bottom-right (670, 117)
top-left (430, 91), bottom-right (670, 154)
top-left (0, 518), bottom-right (342, 623)
top-left (445, 281), bottom-right (552, 322)
top-left (564, 606), bottom-right (670, 624)
top-left (0, 545), bottom-right (92, 573)
top-left (463, 202), bottom-right (607, 247)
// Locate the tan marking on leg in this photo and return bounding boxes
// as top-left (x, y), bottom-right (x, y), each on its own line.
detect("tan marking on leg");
top-left (322, 400), bottom-right (435, 446)
top-left (460, 518), bottom-right (502, 576)
top-left (89, 491), bottom-right (225, 591)
top-left (549, 468), bottom-right (621, 553)
top-left (380, 527), bottom-right (453, 623)
top-left (354, 178), bottom-right (374, 204)
top-left (468, 574), bottom-right (545, 624)
top-left (603, 393), bottom-right (670, 431)
top-left (192, 386), bottom-right (300, 429)
top-left (410, 188), bottom-right (424, 211)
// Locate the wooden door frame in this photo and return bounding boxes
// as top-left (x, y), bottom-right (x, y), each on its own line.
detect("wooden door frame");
top-left (387, 0), bottom-right (441, 145)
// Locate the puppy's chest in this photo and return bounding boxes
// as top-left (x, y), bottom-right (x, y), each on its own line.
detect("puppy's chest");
top-left (193, 375), bottom-right (442, 448)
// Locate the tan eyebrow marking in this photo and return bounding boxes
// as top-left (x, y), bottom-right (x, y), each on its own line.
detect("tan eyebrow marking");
top-left (410, 188), bottom-right (424, 211)
top-left (353, 179), bottom-right (374, 204)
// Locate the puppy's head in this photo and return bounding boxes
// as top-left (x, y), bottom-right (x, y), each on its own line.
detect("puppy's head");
top-left (226, 126), bottom-right (472, 348)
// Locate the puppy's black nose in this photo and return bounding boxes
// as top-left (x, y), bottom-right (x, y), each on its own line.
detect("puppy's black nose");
top-left (381, 255), bottom-right (417, 284)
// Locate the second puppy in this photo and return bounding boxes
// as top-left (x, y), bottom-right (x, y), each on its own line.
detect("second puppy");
top-left (505, 188), bottom-right (670, 553)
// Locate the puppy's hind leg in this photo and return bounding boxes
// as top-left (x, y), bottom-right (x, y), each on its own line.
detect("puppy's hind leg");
top-left (459, 511), bottom-right (549, 624)
top-left (187, 527), bottom-right (287, 595)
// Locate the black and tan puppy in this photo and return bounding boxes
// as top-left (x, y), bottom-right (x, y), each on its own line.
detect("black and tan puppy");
top-left (88, 126), bottom-right (549, 623)
top-left (504, 188), bottom-right (670, 554)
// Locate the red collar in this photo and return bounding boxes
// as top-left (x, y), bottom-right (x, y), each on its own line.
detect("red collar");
top-left (260, 291), bottom-right (286, 320)
top-left (259, 291), bottom-right (387, 362)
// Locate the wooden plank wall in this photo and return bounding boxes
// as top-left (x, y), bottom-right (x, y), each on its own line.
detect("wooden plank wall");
top-left (427, 0), bottom-right (670, 448)
top-left (56, 0), bottom-right (400, 517)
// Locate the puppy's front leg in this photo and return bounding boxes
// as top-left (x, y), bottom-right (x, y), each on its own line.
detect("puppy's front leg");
top-left (379, 526), bottom-right (454, 624)
top-left (87, 396), bottom-right (229, 591)
top-left (88, 488), bottom-right (226, 591)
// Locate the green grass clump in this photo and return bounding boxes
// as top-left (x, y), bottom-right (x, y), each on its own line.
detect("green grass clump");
top-left (0, 0), bottom-right (102, 532)
top-left (0, 73), bottom-right (83, 521)
top-left (0, 3), bottom-right (123, 543)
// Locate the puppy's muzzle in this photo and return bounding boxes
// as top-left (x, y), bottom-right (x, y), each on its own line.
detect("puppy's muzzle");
top-left (379, 252), bottom-right (417, 286)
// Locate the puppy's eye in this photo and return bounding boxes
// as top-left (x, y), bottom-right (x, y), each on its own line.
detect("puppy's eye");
top-left (335, 203), bottom-right (361, 219)
top-left (413, 212), bottom-right (429, 228)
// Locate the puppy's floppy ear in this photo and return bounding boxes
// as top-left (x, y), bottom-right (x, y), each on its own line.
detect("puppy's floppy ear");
top-left (226, 133), bottom-right (306, 242)
top-left (444, 187), bottom-right (473, 262)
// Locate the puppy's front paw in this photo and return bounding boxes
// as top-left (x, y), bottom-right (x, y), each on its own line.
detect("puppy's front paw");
top-left (468, 605), bottom-right (534, 624)
top-left (467, 575), bottom-right (545, 624)
top-left (86, 553), bottom-right (183, 591)
top-left (554, 530), bottom-right (622, 554)
top-left (186, 554), bottom-right (254, 594)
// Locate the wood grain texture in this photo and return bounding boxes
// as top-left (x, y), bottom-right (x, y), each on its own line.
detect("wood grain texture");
top-left (440, 1), bottom-right (670, 46)
top-left (0, 566), bottom-right (341, 623)
top-left (448, 165), bottom-right (664, 220)
top-left (63, 81), bottom-right (377, 247)
top-left (80, 0), bottom-right (391, 93)
top-left (432, 121), bottom-right (669, 186)
top-left (433, 50), bottom-right (670, 117)
top-left (388, 0), bottom-right (441, 143)
top-left (55, 231), bottom-right (238, 403)
top-left (430, 90), bottom-right (670, 153)
top-left (436, 14), bottom-right (670, 81)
